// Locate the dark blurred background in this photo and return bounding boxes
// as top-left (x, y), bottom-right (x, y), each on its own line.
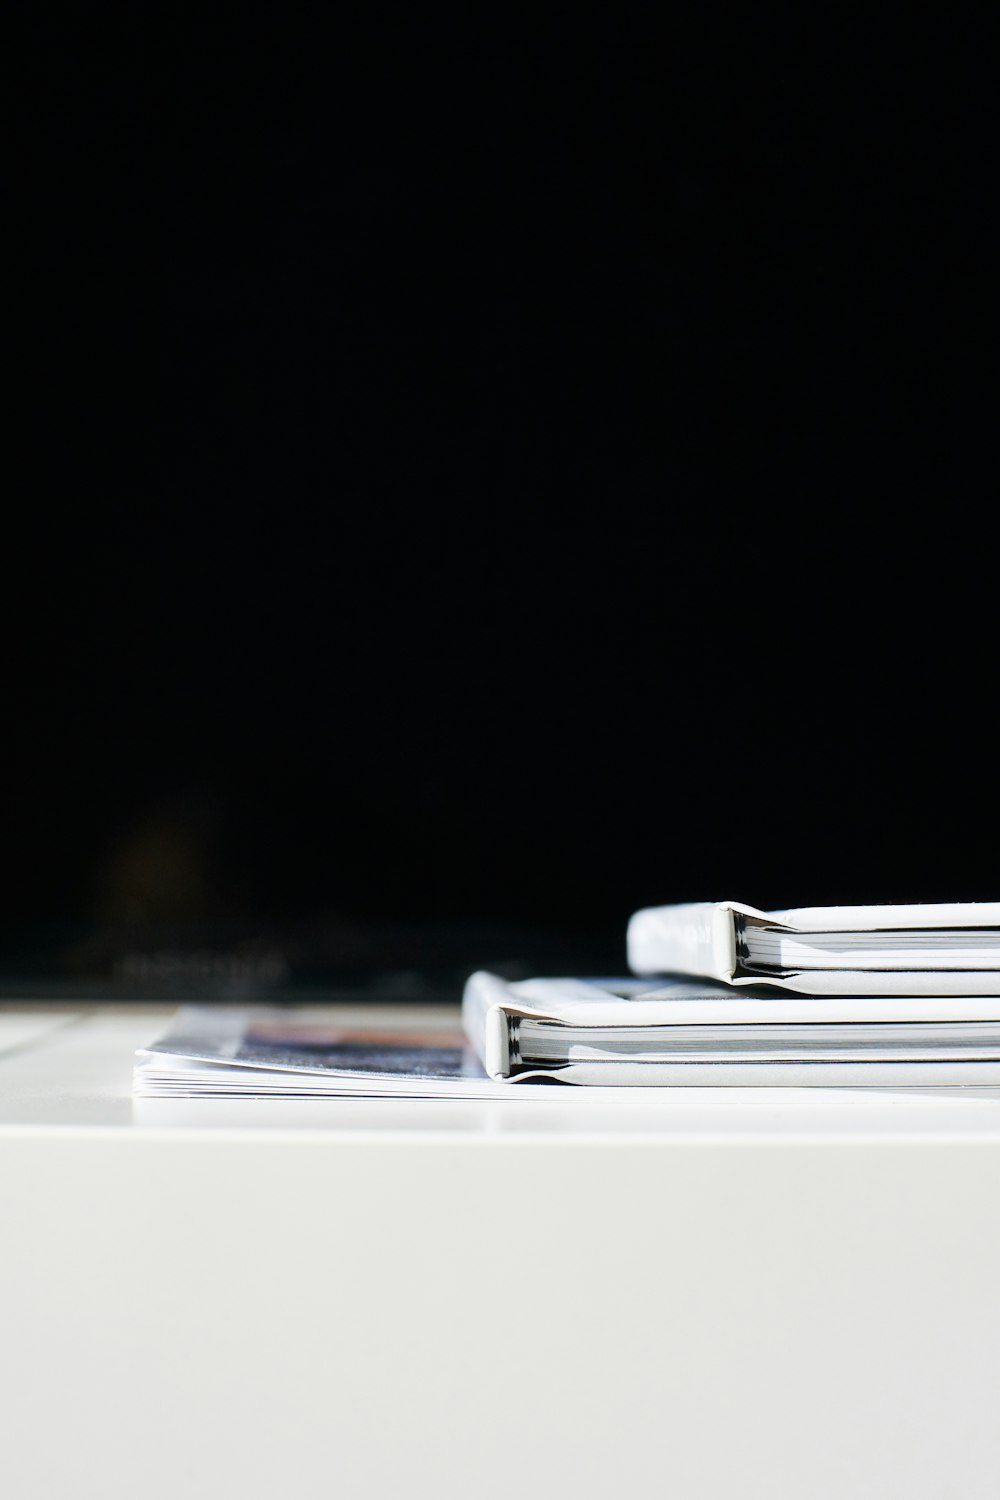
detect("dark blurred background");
top-left (5, 9), bottom-right (995, 1000)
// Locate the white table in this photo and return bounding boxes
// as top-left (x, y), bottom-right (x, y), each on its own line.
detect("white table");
top-left (3, 1007), bottom-right (1000, 1500)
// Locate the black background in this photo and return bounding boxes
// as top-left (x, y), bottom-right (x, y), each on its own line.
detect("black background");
top-left (5, 9), bottom-right (995, 996)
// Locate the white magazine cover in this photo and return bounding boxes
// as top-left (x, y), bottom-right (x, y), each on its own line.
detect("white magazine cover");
top-left (627, 901), bottom-right (1000, 994)
top-left (462, 971), bottom-right (1000, 1086)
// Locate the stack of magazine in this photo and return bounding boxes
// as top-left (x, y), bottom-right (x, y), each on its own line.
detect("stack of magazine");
top-left (134, 899), bottom-right (1000, 1097)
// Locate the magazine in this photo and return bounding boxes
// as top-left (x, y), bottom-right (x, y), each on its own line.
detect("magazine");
top-left (463, 972), bottom-right (1000, 1086)
top-left (134, 1004), bottom-right (546, 1098)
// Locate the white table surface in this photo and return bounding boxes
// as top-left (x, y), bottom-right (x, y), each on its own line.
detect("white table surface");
top-left (3, 1006), bottom-right (1000, 1499)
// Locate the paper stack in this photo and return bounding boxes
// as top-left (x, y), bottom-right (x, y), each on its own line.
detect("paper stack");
top-left (134, 900), bottom-right (1000, 1095)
